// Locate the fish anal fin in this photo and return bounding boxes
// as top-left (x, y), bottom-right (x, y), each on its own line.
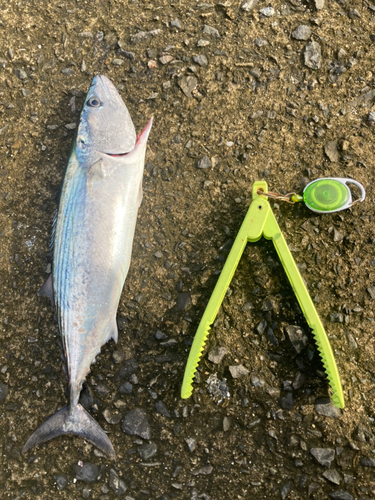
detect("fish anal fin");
top-left (109, 319), bottom-right (118, 343)
top-left (38, 274), bottom-right (54, 307)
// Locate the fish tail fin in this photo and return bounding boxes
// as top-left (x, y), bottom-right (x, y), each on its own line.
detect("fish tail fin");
top-left (22, 404), bottom-right (116, 459)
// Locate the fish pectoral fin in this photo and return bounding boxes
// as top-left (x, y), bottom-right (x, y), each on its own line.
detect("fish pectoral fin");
top-left (38, 274), bottom-right (55, 307)
top-left (88, 159), bottom-right (106, 179)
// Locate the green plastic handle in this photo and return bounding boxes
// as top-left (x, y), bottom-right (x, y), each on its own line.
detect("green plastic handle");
top-left (181, 185), bottom-right (270, 399)
top-left (262, 197), bottom-right (344, 409)
top-left (181, 181), bottom-right (345, 409)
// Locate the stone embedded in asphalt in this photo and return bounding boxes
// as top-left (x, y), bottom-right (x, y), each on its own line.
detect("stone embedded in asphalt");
top-left (250, 374), bottom-right (265, 388)
top-left (73, 463), bottom-right (99, 483)
top-left (314, 398), bottom-right (341, 419)
top-left (360, 457), bottom-right (375, 467)
top-left (103, 408), bottom-right (121, 425)
top-left (118, 358), bottom-right (138, 378)
top-left (109, 468), bottom-right (127, 496)
top-left (279, 392), bottom-right (295, 410)
top-left (328, 491), bottom-right (353, 500)
top-left (185, 437), bottom-right (197, 452)
top-left (14, 68), bottom-right (27, 80)
top-left (208, 347), bottom-right (227, 364)
top-left (197, 156), bottom-right (211, 169)
top-left (122, 408), bottom-right (151, 440)
top-left (313, 0), bottom-right (324, 9)
top-left (192, 54), bottom-right (208, 67)
top-left (310, 448), bottom-right (335, 467)
top-left (241, 0), bottom-right (258, 11)
top-left (324, 141), bottom-right (339, 162)
top-left (53, 474), bottom-right (68, 490)
top-left (292, 25), bottom-right (311, 40)
top-left (170, 19), bottom-right (181, 29)
top-left (119, 382), bottom-right (133, 394)
top-left (285, 325), bottom-right (308, 354)
top-left (333, 229), bottom-right (344, 243)
top-left (138, 442), bottom-right (158, 460)
top-left (191, 464), bottom-right (213, 475)
top-left (229, 365), bottom-right (249, 379)
top-left (0, 383), bottom-right (9, 402)
top-left (259, 6), bottom-right (274, 16)
top-left (178, 76), bottom-right (198, 97)
top-left (154, 400), bottom-right (171, 418)
top-left (323, 469), bottom-right (341, 485)
top-left (304, 41), bottom-right (322, 69)
top-left (203, 25), bottom-right (220, 38)
top-left (172, 292), bottom-right (191, 311)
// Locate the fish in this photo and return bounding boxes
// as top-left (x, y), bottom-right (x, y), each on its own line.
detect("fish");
top-left (23, 75), bottom-right (152, 459)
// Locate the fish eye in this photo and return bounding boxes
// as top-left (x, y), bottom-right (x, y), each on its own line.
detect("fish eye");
top-left (87, 96), bottom-right (101, 108)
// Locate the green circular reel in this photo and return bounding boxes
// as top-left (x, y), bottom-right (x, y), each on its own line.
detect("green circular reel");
top-left (303, 178), bottom-right (365, 214)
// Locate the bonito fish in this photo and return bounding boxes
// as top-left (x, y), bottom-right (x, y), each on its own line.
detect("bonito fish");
top-left (23, 75), bottom-right (152, 458)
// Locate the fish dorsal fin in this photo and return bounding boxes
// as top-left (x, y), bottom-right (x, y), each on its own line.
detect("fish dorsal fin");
top-left (50, 209), bottom-right (58, 252)
top-left (38, 274), bottom-right (55, 307)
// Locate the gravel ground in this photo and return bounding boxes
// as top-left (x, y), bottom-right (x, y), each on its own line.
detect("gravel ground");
top-left (1, 0), bottom-right (375, 499)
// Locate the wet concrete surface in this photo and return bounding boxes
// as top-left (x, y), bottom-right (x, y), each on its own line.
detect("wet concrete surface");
top-left (1, 0), bottom-right (375, 498)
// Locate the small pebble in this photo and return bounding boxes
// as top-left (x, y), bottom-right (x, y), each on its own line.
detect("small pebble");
top-left (310, 448), bottom-right (335, 468)
top-left (122, 408), bottom-right (151, 440)
top-left (324, 141), bottom-right (339, 162)
top-left (73, 463), bottom-right (99, 483)
top-left (154, 401), bottom-right (171, 418)
top-left (229, 365), bottom-right (249, 379)
top-left (53, 474), bottom-right (68, 490)
top-left (191, 464), bottom-right (213, 475)
top-left (313, 0), bottom-right (324, 9)
top-left (103, 408), bottom-right (121, 425)
top-left (172, 292), bottom-right (191, 311)
top-left (109, 469), bottom-right (127, 496)
top-left (223, 416), bottom-right (230, 432)
top-left (333, 229), bottom-right (344, 243)
top-left (170, 19), bottom-right (181, 29)
top-left (254, 38), bottom-right (267, 47)
top-left (285, 325), bottom-right (308, 354)
top-left (197, 156), bottom-right (211, 169)
top-left (250, 375), bottom-right (265, 388)
top-left (0, 383), bottom-right (9, 402)
top-left (14, 68), bottom-right (27, 80)
top-left (259, 6), bottom-right (274, 17)
top-left (61, 68), bottom-right (75, 76)
top-left (138, 442), bottom-right (158, 460)
top-left (208, 347), bottom-right (227, 364)
top-left (192, 55), bottom-right (208, 67)
top-left (292, 25), bottom-right (311, 41)
top-left (328, 492), bottom-right (353, 500)
top-left (178, 76), bottom-right (198, 97)
top-left (323, 469), bottom-right (341, 485)
top-left (203, 25), bottom-right (220, 38)
top-left (185, 437), bottom-right (197, 452)
top-left (304, 41), bottom-right (322, 70)
top-left (241, 0), bottom-right (258, 11)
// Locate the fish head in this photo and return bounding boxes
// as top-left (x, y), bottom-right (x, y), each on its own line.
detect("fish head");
top-left (76, 75), bottom-right (137, 162)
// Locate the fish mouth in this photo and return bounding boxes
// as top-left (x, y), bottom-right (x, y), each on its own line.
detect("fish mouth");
top-left (99, 150), bottom-right (131, 157)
